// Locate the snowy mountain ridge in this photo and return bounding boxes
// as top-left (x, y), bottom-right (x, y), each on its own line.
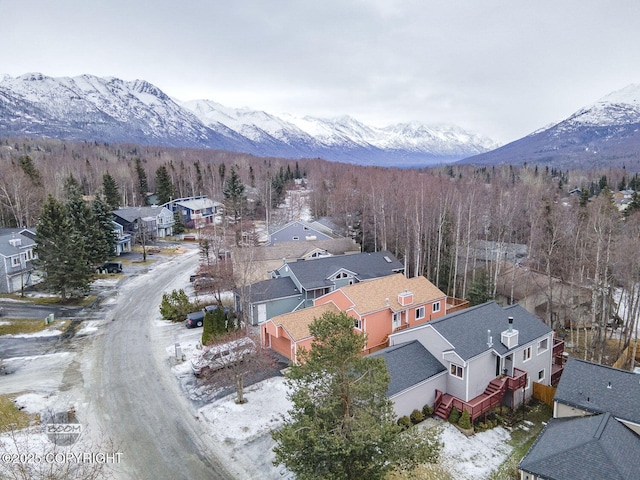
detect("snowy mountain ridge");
top-left (0, 72), bottom-right (496, 166)
top-left (462, 83), bottom-right (640, 169)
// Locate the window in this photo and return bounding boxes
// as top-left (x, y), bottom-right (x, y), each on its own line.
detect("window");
top-left (354, 318), bottom-right (362, 330)
top-left (537, 338), bottom-right (549, 354)
top-left (432, 301), bottom-right (441, 313)
top-left (450, 363), bottom-right (463, 378)
top-left (416, 306), bottom-right (425, 320)
top-left (11, 256), bottom-right (20, 267)
top-left (538, 369), bottom-right (545, 382)
top-left (523, 346), bottom-right (532, 362)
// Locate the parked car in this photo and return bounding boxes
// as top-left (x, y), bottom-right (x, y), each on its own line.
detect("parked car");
top-left (185, 305), bottom-right (230, 328)
top-left (98, 261), bottom-right (123, 274)
top-left (190, 337), bottom-right (255, 376)
top-left (185, 310), bottom-right (206, 328)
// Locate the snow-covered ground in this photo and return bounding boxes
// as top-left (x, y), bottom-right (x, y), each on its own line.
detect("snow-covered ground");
top-left (165, 326), bottom-right (515, 480)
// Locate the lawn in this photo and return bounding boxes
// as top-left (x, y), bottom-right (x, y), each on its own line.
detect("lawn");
top-left (0, 318), bottom-right (69, 336)
top-left (0, 395), bottom-right (36, 431)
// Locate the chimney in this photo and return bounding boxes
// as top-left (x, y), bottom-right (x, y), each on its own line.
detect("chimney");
top-left (501, 316), bottom-right (519, 348)
top-left (398, 290), bottom-right (414, 306)
top-left (487, 329), bottom-right (493, 348)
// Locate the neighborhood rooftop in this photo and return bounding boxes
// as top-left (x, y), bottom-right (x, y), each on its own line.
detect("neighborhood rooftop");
top-left (518, 412), bottom-right (640, 480)
top-left (370, 340), bottom-right (446, 397)
top-left (554, 357), bottom-right (640, 425)
top-left (268, 303), bottom-right (341, 342)
top-left (242, 277), bottom-right (300, 304)
top-left (279, 250), bottom-right (403, 290)
top-left (337, 273), bottom-right (446, 314)
top-left (423, 301), bottom-right (553, 360)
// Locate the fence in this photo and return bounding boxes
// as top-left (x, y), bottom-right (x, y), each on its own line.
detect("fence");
top-left (532, 382), bottom-right (556, 407)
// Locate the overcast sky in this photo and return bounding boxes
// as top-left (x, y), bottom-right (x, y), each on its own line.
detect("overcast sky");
top-left (2, 0), bottom-right (640, 143)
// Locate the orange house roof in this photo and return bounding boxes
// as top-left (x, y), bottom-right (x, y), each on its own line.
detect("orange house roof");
top-left (270, 302), bottom-right (341, 341)
top-left (337, 273), bottom-right (446, 314)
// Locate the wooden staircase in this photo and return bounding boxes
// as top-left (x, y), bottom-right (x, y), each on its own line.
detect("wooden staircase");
top-left (434, 377), bottom-right (508, 421)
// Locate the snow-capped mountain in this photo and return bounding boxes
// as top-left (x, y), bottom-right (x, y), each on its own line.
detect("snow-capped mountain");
top-left (0, 73), bottom-right (496, 166)
top-left (462, 84), bottom-right (640, 169)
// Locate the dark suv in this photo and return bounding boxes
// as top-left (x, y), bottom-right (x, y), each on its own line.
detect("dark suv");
top-left (98, 262), bottom-right (123, 274)
top-left (185, 305), bottom-right (231, 328)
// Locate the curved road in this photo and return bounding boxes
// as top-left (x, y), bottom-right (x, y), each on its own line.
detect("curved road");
top-left (84, 250), bottom-right (235, 480)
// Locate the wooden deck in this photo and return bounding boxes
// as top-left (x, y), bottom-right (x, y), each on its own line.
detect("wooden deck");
top-left (434, 369), bottom-right (528, 422)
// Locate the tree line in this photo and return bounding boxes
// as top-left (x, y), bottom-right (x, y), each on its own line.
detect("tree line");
top-left (2, 137), bottom-right (639, 366)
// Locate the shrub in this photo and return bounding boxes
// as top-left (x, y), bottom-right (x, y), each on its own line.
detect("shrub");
top-left (410, 409), bottom-right (424, 424)
top-left (422, 404), bottom-right (434, 417)
top-left (448, 406), bottom-right (460, 424)
top-left (397, 416), bottom-right (412, 430)
top-left (475, 422), bottom-right (486, 432)
top-left (458, 409), bottom-right (472, 430)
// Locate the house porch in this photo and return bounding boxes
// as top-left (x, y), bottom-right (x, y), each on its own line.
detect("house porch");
top-left (434, 368), bottom-right (527, 422)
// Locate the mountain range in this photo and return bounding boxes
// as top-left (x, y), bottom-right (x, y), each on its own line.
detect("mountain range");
top-left (0, 73), bottom-right (496, 167)
top-left (462, 84), bottom-right (640, 169)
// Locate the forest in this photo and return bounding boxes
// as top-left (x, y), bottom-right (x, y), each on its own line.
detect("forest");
top-left (1, 137), bottom-right (639, 370)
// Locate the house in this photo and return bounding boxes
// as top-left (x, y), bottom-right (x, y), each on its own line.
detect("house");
top-left (236, 277), bottom-right (304, 326)
top-left (552, 358), bottom-right (640, 435)
top-left (164, 196), bottom-right (223, 229)
top-left (267, 220), bottom-right (338, 245)
top-left (111, 221), bottom-right (132, 256)
top-left (379, 302), bottom-right (562, 419)
top-left (518, 412), bottom-right (640, 480)
top-left (237, 251), bottom-right (403, 326)
top-left (112, 206), bottom-right (174, 238)
top-left (231, 237), bottom-right (360, 285)
top-left (314, 273), bottom-right (448, 353)
top-left (262, 302), bottom-right (341, 363)
top-left (273, 250), bottom-right (404, 307)
top-left (261, 273), bottom-right (448, 362)
top-left (0, 229), bottom-right (37, 293)
top-left (518, 358), bottom-right (640, 480)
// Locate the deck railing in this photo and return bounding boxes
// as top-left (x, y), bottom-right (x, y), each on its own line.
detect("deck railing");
top-left (506, 368), bottom-right (527, 391)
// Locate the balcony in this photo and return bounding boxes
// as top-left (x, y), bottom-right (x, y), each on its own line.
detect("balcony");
top-left (551, 337), bottom-right (566, 385)
top-left (446, 296), bottom-right (469, 314)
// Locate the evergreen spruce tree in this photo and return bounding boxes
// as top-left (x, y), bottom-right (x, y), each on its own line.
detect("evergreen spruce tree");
top-left (102, 172), bottom-right (120, 211)
top-left (135, 157), bottom-right (149, 206)
top-left (155, 165), bottom-right (174, 205)
top-left (91, 195), bottom-right (118, 262)
top-left (35, 196), bottom-right (92, 301)
top-left (272, 311), bottom-right (441, 479)
top-left (223, 165), bottom-right (245, 222)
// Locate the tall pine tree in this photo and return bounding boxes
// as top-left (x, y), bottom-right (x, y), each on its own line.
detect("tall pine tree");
top-left (135, 158), bottom-right (149, 206)
top-left (102, 172), bottom-right (120, 211)
top-left (35, 196), bottom-right (92, 301)
top-left (272, 311), bottom-right (441, 479)
top-left (154, 165), bottom-right (174, 205)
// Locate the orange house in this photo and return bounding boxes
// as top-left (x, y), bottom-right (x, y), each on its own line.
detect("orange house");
top-left (262, 303), bottom-right (341, 363)
top-left (262, 274), bottom-right (447, 362)
top-left (314, 273), bottom-right (447, 353)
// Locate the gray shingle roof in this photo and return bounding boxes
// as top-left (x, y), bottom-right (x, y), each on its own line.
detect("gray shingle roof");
top-left (519, 413), bottom-right (640, 480)
top-left (369, 340), bottom-right (446, 396)
top-left (429, 301), bottom-right (552, 360)
top-left (284, 251), bottom-right (403, 290)
top-left (0, 231), bottom-right (36, 257)
top-left (241, 277), bottom-right (300, 303)
top-left (554, 357), bottom-right (640, 425)
top-left (113, 206), bottom-right (169, 222)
